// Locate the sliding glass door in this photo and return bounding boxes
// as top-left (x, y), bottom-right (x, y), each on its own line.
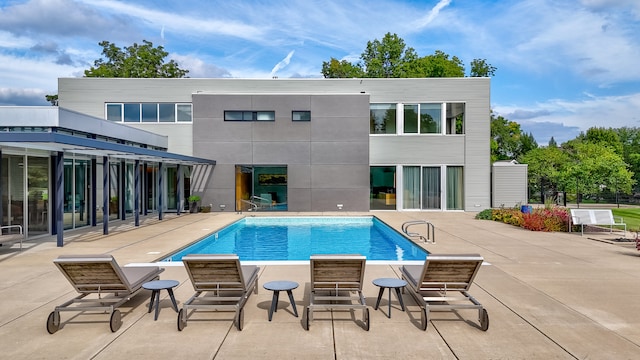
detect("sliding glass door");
top-left (401, 165), bottom-right (450, 210)
top-left (235, 165), bottom-right (288, 212)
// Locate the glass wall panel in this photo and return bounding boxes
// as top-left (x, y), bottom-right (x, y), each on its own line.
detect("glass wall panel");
top-left (96, 159), bottom-right (104, 223)
top-left (109, 163), bottom-right (120, 220)
top-left (125, 163), bottom-right (134, 214)
top-left (420, 103), bottom-right (441, 134)
top-left (123, 103), bottom-right (141, 122)
top-left (141, 103), bottom-right (158, 122)
top-left (106, 104), bottom-right (122, 121)
top-left (370, 104), bottom-right (396, 134)
top-left (402, 166), bottom-right (420, 209)
top-left (253, 166), bottom-right (287, 211)
top-left (3, 155), bottom-right (24, 228)
top-left (370, 166), bottom-right (396, 210)
top-left (447, 166), bottom-right (464, 210)
top-left (166, 167), bottom-right (177, 210)
top-left (146, 164), bottom-right (157, 213)
top-left (63, 158), bottom-right (91, 230)
top-left (177, 104), bottom-right (192, 122)
top-left (63, 159), bottom-right (73, 230)
top-left (75, 159), bottom-right (90, 228)
top-left (422, 167), bottom-right (441, 209)
top-left (446, 103), bottom-right (465, 134)
top-left (158, 104), bottom-right (175, 122)
top-left (403, 105), bottom-right (418, 134)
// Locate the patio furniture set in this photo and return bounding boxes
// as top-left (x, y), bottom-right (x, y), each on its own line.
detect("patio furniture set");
top-left (46, 253), bottom-right (489, 333)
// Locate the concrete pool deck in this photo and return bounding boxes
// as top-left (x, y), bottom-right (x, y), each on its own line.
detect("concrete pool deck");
top-left (1, 211), bottom-right (639, 359)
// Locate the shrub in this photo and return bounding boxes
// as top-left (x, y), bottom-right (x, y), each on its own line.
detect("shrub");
top-left (475, 209), bottom-right (493, 220)
top-left (477, 206), bottom-right (571, 232)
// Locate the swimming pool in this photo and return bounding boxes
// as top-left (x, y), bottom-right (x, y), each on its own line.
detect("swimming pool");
top-left (163, 216), bottom-right (428, 262)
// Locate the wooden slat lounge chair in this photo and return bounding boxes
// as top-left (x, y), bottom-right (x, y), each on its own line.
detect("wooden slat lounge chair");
top-left (178, 254), bottom-right (260, 331)
top-left (306, 254), bottom-right (369, 331)
top-left (47, 254), bottom-right (164, 333)
top-left (400, 253), bottom-right (489, 331)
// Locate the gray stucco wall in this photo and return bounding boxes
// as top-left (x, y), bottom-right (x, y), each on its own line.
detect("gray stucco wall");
top-left (192, 93), bottom-right (370, 212)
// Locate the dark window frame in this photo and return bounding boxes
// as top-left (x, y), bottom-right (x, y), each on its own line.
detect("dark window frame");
top-left (224, 111), bottom-right (276, 121)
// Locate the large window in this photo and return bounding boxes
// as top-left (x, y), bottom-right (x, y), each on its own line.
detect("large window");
top-left (106, 103), bottom-right (193, 123)
top-left (404, 103), bottom-right (441, 134)
top-left (370, 104), bottom-right (396, 134)
top-left (224, 111), bottom-right (275, 121)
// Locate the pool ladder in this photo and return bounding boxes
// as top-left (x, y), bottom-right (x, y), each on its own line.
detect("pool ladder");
top-left (402, 220), bottom-right (435, 244)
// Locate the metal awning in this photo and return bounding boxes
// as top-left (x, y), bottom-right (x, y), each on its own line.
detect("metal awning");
top-left (0, 132), bottom-right (215, 166)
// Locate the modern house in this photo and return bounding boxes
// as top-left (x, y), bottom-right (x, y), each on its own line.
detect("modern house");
top-left (1, 77), bottom-right (490, 244)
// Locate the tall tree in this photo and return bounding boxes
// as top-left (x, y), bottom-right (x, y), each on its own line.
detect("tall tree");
top-left (548, 137), bottom-right (557, 148)
top-left (559, 142), bottom-right (633, 199)
top-left (469, 58), bottom-right (496, 77)
top-left (321, 58), bottom-right (364, 78)
top-left (47, 40), bottom-right (189, 104)
top-left (490, 113), bottom-right (537, 162)
top-left (405, 50), bottom-right (465, 77)
top-left (581, 127), bottom-right (623, 155)
top-left (84, 40), bottom-right (189, 78)
top-left (321, 33), bottom-right (495, 79)
top-left (520, 146), bottom-right (570, 201)
top-left (360, 32), bottom-right (417, 78)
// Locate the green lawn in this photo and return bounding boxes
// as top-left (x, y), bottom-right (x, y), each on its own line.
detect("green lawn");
top-left (611, 208), bottom-right (640, 232)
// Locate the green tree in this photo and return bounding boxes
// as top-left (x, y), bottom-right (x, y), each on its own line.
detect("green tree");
top-left (45, 94), bottom-right (58, 106)
top-left (405, 50), bottom-right (465, 77)
top-left (84, 40), bottom-right (188, 78)
top-left (580, 127), bottom-right (623, 156)
top-left (548, 137), bottom-right (557, 148)
top-left (321, 33), bottom-right (494, 79)
top-left (614, 127), bottom-right (640, 192)
top-left (321, 58), bottom-right (364, 78)
top-left (490, 113), bottom-right (538, 162)
top-left (469, 58), bottom-right (496, 77)
top-left (520, 146), bottom-right (570, 201)
top-left (560, 142), bottom-right (634, 200)
top-left (360, 32), bottom-right (418, 78)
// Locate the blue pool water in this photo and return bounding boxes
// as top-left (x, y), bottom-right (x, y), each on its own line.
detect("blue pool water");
top-left (163, 216), bottom-right (428, 262)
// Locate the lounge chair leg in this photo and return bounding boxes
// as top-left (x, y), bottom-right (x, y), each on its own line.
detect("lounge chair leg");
top-left (46, 311), bottom-right (60, 334)
top-left (109, 310), bottom-right (122, 332)
top-left (177, 308), bottom-right (187, 331)
top-left (421, 308), bottom-right (428, 331)
top-left (479, 308), bottom-right (489, 331)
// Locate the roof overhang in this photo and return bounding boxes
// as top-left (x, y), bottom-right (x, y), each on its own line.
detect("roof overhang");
top-left (0, 132), bottom-right (215, 166)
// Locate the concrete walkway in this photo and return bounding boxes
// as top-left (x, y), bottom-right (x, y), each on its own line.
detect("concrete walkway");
top-left (1, 211), bottom-right (639, 359)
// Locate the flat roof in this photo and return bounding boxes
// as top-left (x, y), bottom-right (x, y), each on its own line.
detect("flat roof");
top-left (0, 106), bottom-right (215, 165)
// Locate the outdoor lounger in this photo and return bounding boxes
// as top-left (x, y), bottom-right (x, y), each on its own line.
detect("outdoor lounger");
top-left (400, 253), bottom-right (489, 331)
top-left (47, 254), bottom-right (164, 333)
top-left (0, 225), bottom-right (24, 250)
top-left (306, 254), bottom-right (370, 331)
top-left (178, 254), bottom-right (260, 331)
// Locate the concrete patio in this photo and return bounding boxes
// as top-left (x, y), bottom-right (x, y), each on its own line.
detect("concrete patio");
top-left (1, 211), bottom-right (639, 359)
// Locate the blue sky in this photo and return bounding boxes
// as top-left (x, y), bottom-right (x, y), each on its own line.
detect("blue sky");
top-left (0, 0), bottom-right (639, 144)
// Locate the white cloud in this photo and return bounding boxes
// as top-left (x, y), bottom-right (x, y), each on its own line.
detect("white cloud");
top-left (169, 54), bottom-right (231, 78)
top-left (270, 51), bottom-right (295, 77)
top-left (494, 92), bottom-right (640, 142)
top-left (80, 0), bottom-right (265, 42)
top-left (412, 0), bottom-right (452, 29)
